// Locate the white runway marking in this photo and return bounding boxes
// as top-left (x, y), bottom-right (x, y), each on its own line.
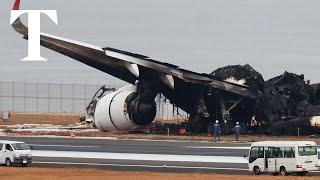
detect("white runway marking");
top-left (32, 161), bottom-right (249, 171)
top-left (32, 150), bottom-right (248, 164)
top-left (187, 146), bottom-right (320, 151)
top-left (187, 146), bottom-right (250, 150)
top-left (29, 144), bottom-right (101, 148)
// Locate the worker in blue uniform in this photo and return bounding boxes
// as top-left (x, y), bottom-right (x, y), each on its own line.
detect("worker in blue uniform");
top-left (213, 120), bottom-right (221, 141)
top-left (233, 122), bottom-right (242, 141)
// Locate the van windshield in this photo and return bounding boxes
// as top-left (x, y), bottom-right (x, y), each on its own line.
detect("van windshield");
top-left (298, 146), bottom-right (317, 156)
top-left (11, 143), bottom-right (30, 150)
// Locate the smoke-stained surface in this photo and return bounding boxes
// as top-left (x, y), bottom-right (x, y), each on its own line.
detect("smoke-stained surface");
top-left (210, 65), bottom-right (263, 125)
top-left (256, 72), bottom-right (320, 135)
top-left (212, 65), bottom-right (320, 135)
top-left (256, 72), bottom-right (312, 122)
top-left (211, 64), bottom-right (265, 94)
top-left (311, 83), bottom-right (320, 105)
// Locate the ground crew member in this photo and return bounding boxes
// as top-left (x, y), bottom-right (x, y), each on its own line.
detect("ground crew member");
top-left (233, 122), bottom-right (242, 141)
top-left (213, 120), bottom-right (221, 141)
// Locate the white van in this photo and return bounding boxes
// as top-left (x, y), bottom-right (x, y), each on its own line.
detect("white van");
top-left (0, 140), bottom-right (32, 167)
top-left (248, 141), bottom-right (319, 176)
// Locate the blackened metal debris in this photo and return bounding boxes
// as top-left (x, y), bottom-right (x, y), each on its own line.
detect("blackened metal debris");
top-left (211, 66), bottom-right (320, 135)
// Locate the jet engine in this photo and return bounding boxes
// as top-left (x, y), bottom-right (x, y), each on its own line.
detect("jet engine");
top-left (93, 90), bottom-right (156, 131)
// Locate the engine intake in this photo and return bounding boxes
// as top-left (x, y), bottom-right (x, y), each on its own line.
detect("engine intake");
top-left (94, 90), bottom-right (156, 131)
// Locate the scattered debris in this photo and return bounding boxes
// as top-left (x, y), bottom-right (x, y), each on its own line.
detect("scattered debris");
top-left (0, 123), bottom-right (98, 133)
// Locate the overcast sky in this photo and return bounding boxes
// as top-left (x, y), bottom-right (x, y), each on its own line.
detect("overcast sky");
top-left (1, 0), bottom-right (320, 86)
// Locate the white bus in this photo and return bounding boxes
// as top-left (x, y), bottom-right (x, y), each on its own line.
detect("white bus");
top-left (248, 141), bottom-right (319, 176)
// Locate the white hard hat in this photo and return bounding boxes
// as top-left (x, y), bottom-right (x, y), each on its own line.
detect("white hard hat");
top-left (215, 120), bottom-right (219, 123)
top-left (236, 122), bottom-right (240, 125)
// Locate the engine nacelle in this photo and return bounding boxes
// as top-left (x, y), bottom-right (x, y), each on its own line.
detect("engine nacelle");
top-left (93, 90), bottom-right (156, 131)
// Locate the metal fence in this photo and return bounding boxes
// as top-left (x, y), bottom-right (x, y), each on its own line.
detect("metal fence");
top-left (0, 81), bottom-right (106, 113)
top-left (0, 81), bottom-right (188, 121)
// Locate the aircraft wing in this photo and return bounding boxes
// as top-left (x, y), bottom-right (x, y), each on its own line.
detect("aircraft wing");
top-left (11, 0), bottom-right (258, 99)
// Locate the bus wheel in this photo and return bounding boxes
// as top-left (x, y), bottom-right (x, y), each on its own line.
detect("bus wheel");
top-left (280, 167), bottom-right (287, 176)
top-left (253, 166), bottom-right (261, 175)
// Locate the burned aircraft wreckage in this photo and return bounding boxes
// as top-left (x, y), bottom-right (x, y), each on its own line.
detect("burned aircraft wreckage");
top-left (84, 66), bottom-right (320, 136)
top-left (11, 0), bottom-right (320, 135)
top-left (211, 65), bottom-right (320, 135)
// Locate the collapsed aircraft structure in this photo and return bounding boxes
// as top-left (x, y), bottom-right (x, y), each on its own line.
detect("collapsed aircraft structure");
top-left (256, 72), bottom-right (320, 135)
top-left (211, 65), bottom-right (320, 135)
top-left (11, 0), bottom-right (320, 135)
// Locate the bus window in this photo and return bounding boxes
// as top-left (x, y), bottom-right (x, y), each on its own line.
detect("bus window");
top-left (266, 147), bottom-right (281, 158)
top-left (283, 147), bottom-right (295, 158)
top-left (266, 147), bottom-right (275, 158)
top-left (258, 147), bottom-right (264, 158)
top-left (279, 148), bottom-right (284, 158)
top-left (0, 143), bottom-right (3, 150)
top-left (274, 147), bottom-right (281, 158)
top-left (298, 146), bottom-right (317, 156)
top-left (249, 146), bottom-right (264, 163)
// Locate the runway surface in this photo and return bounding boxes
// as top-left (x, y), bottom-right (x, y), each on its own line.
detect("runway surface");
top-left (0, 136), bottom-right (319, 174)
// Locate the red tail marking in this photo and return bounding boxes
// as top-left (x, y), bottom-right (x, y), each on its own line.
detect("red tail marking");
top-left (12, 0), bottom-right (21, 10)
